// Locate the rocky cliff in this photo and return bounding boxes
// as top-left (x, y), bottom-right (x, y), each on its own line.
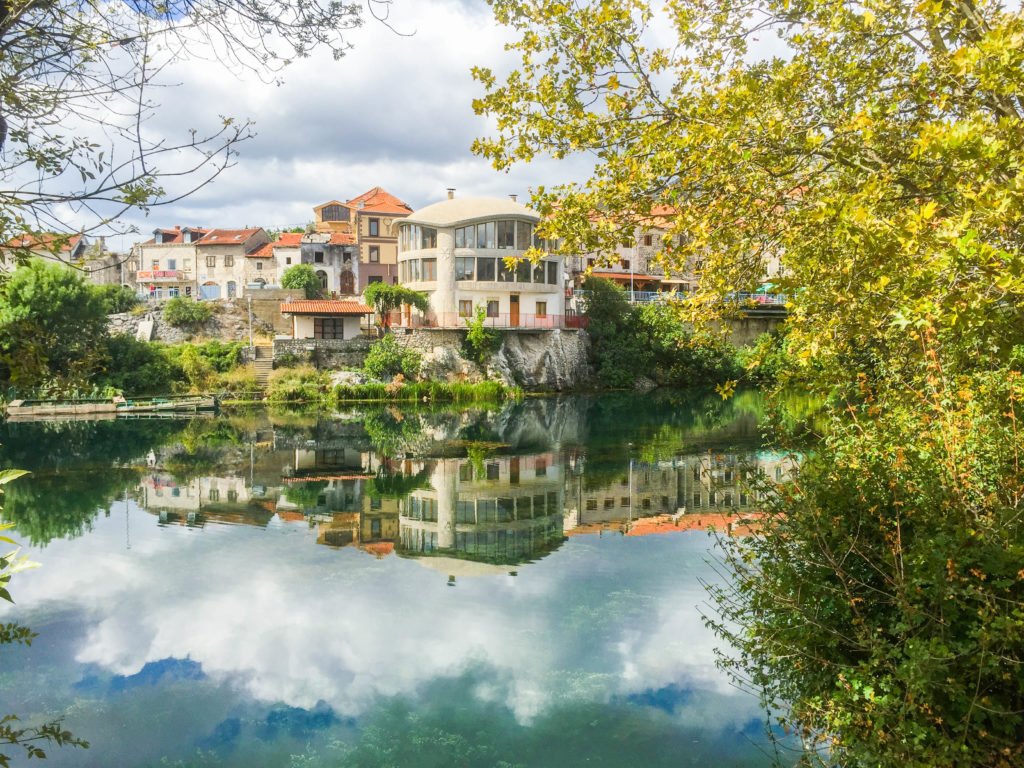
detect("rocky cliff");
top-left (489, 329), bottom-right (592, 391)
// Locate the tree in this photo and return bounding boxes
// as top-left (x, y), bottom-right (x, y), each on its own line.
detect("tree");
top-left (281, 263), bottom-right (323, 300)
top-left (0, 0), bottom-right (368, 268)
top-left (475, 1), bottom-right (1024, 764)
top-left (363, 282), bottom-right (430, 328)
top-left (0, 261), bottom-right (108, 391)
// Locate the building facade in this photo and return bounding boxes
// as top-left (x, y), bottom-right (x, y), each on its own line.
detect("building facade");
top-left (396, 195), bottom-right (566, 328)
top-left (195, 228), bottom-right (270, 299)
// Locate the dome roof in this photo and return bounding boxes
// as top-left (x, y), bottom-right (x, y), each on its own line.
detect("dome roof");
top-left (403, 197), bottom-right (539, 228)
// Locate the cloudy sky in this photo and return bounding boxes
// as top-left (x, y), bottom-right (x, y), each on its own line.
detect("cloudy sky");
top-left (96, 0), bottom-right (595, 251)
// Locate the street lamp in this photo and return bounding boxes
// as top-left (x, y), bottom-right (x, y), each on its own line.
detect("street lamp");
top-left (247, 294), bottom-right (253, 349)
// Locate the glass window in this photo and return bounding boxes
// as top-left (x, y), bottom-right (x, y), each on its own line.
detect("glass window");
top-left (422, 228), bottom-right (437, 248)
top-left (455, 227), bottom-right (465, 248)
top-left (456, 500), bottom-right (475, 524)
top-left (459, 463), bottom-right (473, 482)
top-left (498, 258), bottom-right (515, 282)
top-left (586, 499), bottom-right (597, 511)
top-left (486, 462), bottom-right (500, 480)
top-left (206, 255), bottom-right (216, 267)
top-left (411, 259), bottom-right (421, 281)
top-left (485, 222), bottom-right (496, 249)
top-left (547, 261), bottom-right (558, 285)
top-left (314, 251), bottom-right (324, 263)
top-left (322, 204), bottom-right (346, 222)
top-left (533, 261), bottom-right (545, 283)
top-left (516, 221), bottom-right (532, 250)
top-left (256, 261), bottom-right (263, 270)
top-left (369, 218), bottom-right (379, 236)
top-left (515, 260), bottom-right (532, 282)
top-left (534, 493), bottom-right (546, 514)
top-left (477, 258), bottom-right (496, 281)
top-left (459, 299), bottom-right (473, 317)
top-left (151, 259), bottom-right (160, 270)
top-left (536, 301), bottom-right (547, 318)
top-left (486, 300), bottom-right (499, 318)
top-left (422, 258), bottom-right (436, 281)
top-left (621, 259), bottom-right (630, 270)
top-left (167, 258), bottom-right (176, 270)
top-left (314, 318), bottom-right (345, 339)
top-left (476, 224), bottom-right (488, 249)
top-left (370, 246), bottom-right (380, 263)
top-left (644, 234), bottom-right (653, 246)
top-left (455, 257), bottom-right (474, 281)
top-left (225, 255), bottom-right (234, 267)
top-left (286, 257), bottom-right (292, 265)
top-left (497, 221), bottom-right (515, 249)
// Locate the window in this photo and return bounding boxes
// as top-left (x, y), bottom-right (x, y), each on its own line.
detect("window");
top-left (497, 220), bottom-right (516, 249)
top-left (151, 260), bottom-right (159, 270)
top-left (314, 317), bottom-right (345, 339)
top-left (455, 257), bottom-right (474, 281)
top-left (586, 499), bottom-right (598, 511)
top-left (621, 259), bottom-right (630, 270)
top-left (227, 489), bottom-right (238, 503)
top-left (476, 257), bottom-right (496, 281)
top-left (644, 234), bottom-right (653, 246)
top-left (604, 497), bottom-right (614, 510)
top-left (536, 301), bottom-right (547, 318)
top-left (411, 259), bottom-right (421, 281)
top-left (459, 300), bottom-right (473, 317)
top-left (368, 275), bottom-right (383, 284)
top-left (421, 227), bottom-right (437, 248)
top-left (455, 225), bottom-right (473, 249)
top-left (587, 257), bottom-right (595, 269)
top-left (256, 261), bottom-right (263, 270)
top-left (286, 257), bottom-right (292, 265)
top-left (535, 458), bottom-right (547, 477)
top-left (459, 463), bottom-right (473, 482)
top-left (168, 287), bottom-right (179, 298)
top-left (498, 259), bottom-right (515, 282)
top-left (224, 255), bottom-right (234, 267)
top-left (322, 204), bottom-right (347, 222)
top-left (621, 496), bottom-right (631, 507)
top-left (533, 261), bottom-right (545, 283)
top-left (314, 251), bottom-right (324, 264)
top-left (642, 498), bottom-right (651, 510)
top-left (167, 258), bottom-right (176, 271)
top-left (368, 218), bottom-right (379, 237)
top-left (516, 221), bottom-right (532, 250)
top-left (369, 246), bottom-right (380, 263)
top-left (227, 281), bottom-right (237, 298)
top-left (317, 270), bottom-right (328, 290)
top-left (209, 489), bottom-right (220, 502)
top-left (206, 255), bottom-right (216, 268)
top-left (476, 221), bottom-right (495, 249)
top-left (515, 260), bottom-right (532, 282)
top-left (486, 300), bottom-right (499, 318)
top-left (486, 462), bottom-right (500, 481)
top-left (422, 258), bottom-right (437, 281)
top-left (547, 261), bottom-right (558, 285)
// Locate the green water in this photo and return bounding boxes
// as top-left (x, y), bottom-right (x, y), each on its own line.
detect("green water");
top-left (0, 392), bottom-right (795, 767)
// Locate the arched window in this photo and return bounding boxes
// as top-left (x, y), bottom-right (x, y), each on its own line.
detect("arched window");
top-left (316, 270), bottom-right (328, 290)
top-left (339, 271), bottom-right (354, 295)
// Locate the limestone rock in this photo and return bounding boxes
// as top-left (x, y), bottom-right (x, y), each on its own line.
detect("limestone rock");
top-left (490, 329), bottom-right (592, 391)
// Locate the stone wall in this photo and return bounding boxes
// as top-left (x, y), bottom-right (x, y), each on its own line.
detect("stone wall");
top-left (247, 290), bottom-right (304, 335)
top-left (108, 299), bottom-right (276, 344)
top-left (273, 337), bottom-right (374, 369)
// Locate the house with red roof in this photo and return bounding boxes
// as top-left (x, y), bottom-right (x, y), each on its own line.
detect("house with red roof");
top-left (245, 231), bottom-right (302, 288)
top-left (195, 227), bottom-right (270, 299)
top-left (278, 299), bottom-right (373, 340)
top-left (1, 232), bottom-right (126, 286)
top-left (131, 225), bottom-right (210, 298)
top-left (309, 186), bottom-right (412, 293)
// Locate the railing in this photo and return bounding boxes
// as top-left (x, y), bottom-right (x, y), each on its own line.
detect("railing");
top-left (137, 269), bottom-right (186, 282)
top-left (387, 311), bottom-right (588, 330)
top-left (571, 289), bottom-right (789, 306)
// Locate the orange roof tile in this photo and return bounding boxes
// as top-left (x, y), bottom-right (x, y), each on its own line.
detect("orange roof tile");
top-left (345, 187), bottom-right (413, 216)
top-left (197, 228), bottom-right (264, 246)
top-left (149, 227), bottom-right (209, 245)
top-left (329, 233), bottom-right (356, 245)
top-left (280, 301), bottom-right (373, 315)
top-left (249, 242), bottom-right (275, 259)
top-left (2, 233), bottom-right (84, 254)
top-left (277, 232), bottom-right (304, 246)
top-left (360, 541), bottom-right (395, 558)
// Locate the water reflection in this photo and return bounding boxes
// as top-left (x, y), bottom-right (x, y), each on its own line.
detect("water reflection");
top-left (0, 393), bottom-right (800, 767)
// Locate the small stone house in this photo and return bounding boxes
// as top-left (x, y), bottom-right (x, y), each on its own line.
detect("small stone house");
top-left (279, 300), bottom-right (373, 340)
top-left (196, 228), bottom-right (270, 299)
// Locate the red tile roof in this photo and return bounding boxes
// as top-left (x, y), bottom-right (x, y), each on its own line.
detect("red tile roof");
top-left (329, 233), bottom-right (356, 245)
top-left (149, 227), bottom-right (209, 245)
top-left (277, 232), bottom-right (304, 246)
top-left (249, 242), bottom-right (274, 259)
top-left (197, 228), bottom-right (264, 246)
top-left (280, 301), bottom-right (373, 315)
top-left (248, 232), bottom-right (305, 258)
top-left (1, 233), bottom-right (84, 254)
top-left (345, 187), bottom-right (413, 216)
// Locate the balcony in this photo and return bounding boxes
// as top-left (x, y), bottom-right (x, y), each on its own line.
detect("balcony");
top-left (137, 269), bottom-right (187, 283)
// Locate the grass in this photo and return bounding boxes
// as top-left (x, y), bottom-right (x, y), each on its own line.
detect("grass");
top-left (331, 380), bottom-right (521, 405)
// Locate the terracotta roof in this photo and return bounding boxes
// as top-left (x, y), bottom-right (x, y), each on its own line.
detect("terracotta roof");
top-left (249, 242), bottom-right (275, 258)
top-left (280, 301), bottom-right (373, 315)
top-left (197, 228), bottom-right (264, 246)
top-left (248, 232), bottom-right (305, 258)
top-left (150, 227), bottom-right (209, 245)
top-left (277, 232), bottom-right (304, 246)
top-left (360, 541), bottom-right (395, 558)
top-left (2, 233), bottom-right (84, 254)
top-left (329, 233), bottom-right (356, 245)
top-left (345, 187), bottom-right (413, 216)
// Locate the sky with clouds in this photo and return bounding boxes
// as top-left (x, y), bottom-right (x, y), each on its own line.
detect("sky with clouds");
top-left (94, 0), bottom-right (595, 252)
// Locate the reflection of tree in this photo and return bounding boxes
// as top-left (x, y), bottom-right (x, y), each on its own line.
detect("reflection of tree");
top-left (366, 467), bottom-right (432, 499)
top-left (283, 481), bottom-right (327, 510)
top-left (363, 408), bottom-right (423, 458)
top-left (0, 420), bottom-right (188, 546)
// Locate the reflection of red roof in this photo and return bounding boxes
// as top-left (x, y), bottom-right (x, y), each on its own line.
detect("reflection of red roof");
top-left (277, 510), bottom-right (306, 523)
top-left (360, 541), bottom-right (395, 558)
top-left (279, 301), bottom-right (372, 316)
top-left (588, 271), bottom-right (663, 283)
top-left (345, 187), bottom-right (413, 216)
top-left (625, 512), bottom-right (763, 537)
top-left (281, 474), bottom-right (372, 482)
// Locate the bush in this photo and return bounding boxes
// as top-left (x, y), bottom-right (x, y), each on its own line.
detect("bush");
top-left (363, 334), bottom-right (421, 381)
top-left (93, 284), bottom-right (140, 314)
top-left (100, 335), bottom-right (182, 395)
top-left (163, 297), bottom-right (213, 329)
top-left (463, 306), bottom-right (500, 366)
top-left (217, 365), bottom-right (260, 397)
top-left (281, 263), bottom-right (321, 299)
top-left (266, 366), bottom-right (331, 403)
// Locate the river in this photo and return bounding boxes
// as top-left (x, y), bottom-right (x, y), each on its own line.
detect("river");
top-left (0, 391), bottom-right (796, 766)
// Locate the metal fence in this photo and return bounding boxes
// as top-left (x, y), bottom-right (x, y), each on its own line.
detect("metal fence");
top-left (387, 311), bottom-right (588, 330)
top-left (572, 289), bottom-right (789, 306)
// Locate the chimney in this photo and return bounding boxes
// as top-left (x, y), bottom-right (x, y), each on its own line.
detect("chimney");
top-left (509, 194), bottom-right (517, 202)
top-left (447, 188), bottom-right (455, 200)
top-left (175, 225), bottom-right (181, 230)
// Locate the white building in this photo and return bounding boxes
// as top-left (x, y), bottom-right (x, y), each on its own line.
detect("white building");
top-left (396, 195), bottom-right (567, 328)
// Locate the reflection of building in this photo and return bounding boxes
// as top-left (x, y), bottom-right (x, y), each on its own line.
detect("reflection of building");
top-left (399, 453), bottom-right (566, 569)
top-left (565, 451), bottom-right (795, 536)
top-left (139, 473), bottom-right (272, 527)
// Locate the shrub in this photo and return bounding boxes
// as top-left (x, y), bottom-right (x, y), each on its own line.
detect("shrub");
top-left (363, 334), bottom-right (421, 381)
top-left (163, 297), bottom-right (213, 329)
top-left (463, 306), bottom-right (501, 366)
top-left (100, 335), bottom-right (182, 395)
top-left (217, 365), bottom-right (260, 397)
top-left (281, 263), bottom-right (322, 299)
top-left (266, 365), bottom-right (331, 403)
top-left (93, 284), bottom-right (140, 314)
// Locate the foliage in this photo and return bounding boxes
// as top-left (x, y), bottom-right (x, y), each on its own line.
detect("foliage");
top-left (176, 346), bottom-right (216, 392)
top-left (217, 366), bottom-right (260, 398)
top-left (266, 366), bottom-right (332, 404)
top-left (363, 334), bottom-right (421, 381)
top-left (92, 284), bottom-right (139, 315)
top-left (162, 297), bottom-right (213, 330)
top-left (284, 481), bottom-right (328, 510)
top-left (710, 368), bottom-right (1024, 767)
top-left (0, 261), bottom-right (108, 391)
top-left (101, 335), bottom-right (183, 396)
top-left (0, 475), bottom-right (89, 764)
top-left (365, 467), bottom-right (433, 499)
top-left (362, 408), bottom-right (423, 458)
top-left (281, 264), bottom-right (323, 300)
top-left (332, 380), bottom-right (517, 405)
top-left (734, 331), bottom-right (793, 389)
top-left (363, 283), bottom-right (430, 326)
top-left (463, 307), bottom-right (501, 367)
top-left (580, 277), bottom-right (651, 388)
top-left (0, 0), bottom-right (363, 263)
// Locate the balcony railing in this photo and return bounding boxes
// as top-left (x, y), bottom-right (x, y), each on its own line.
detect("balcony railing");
top-left (572, 289), bottom-right (789, 306)
top-left (137, 269), bottom-right (187, 282)
top-left (387, 311), bottom-right (588, 330)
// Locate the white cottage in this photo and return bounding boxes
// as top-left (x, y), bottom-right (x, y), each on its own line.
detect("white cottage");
top-left (396, 195), bottom-right (566, 328)
top-left (279, 300), bottom-right (373, 340)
